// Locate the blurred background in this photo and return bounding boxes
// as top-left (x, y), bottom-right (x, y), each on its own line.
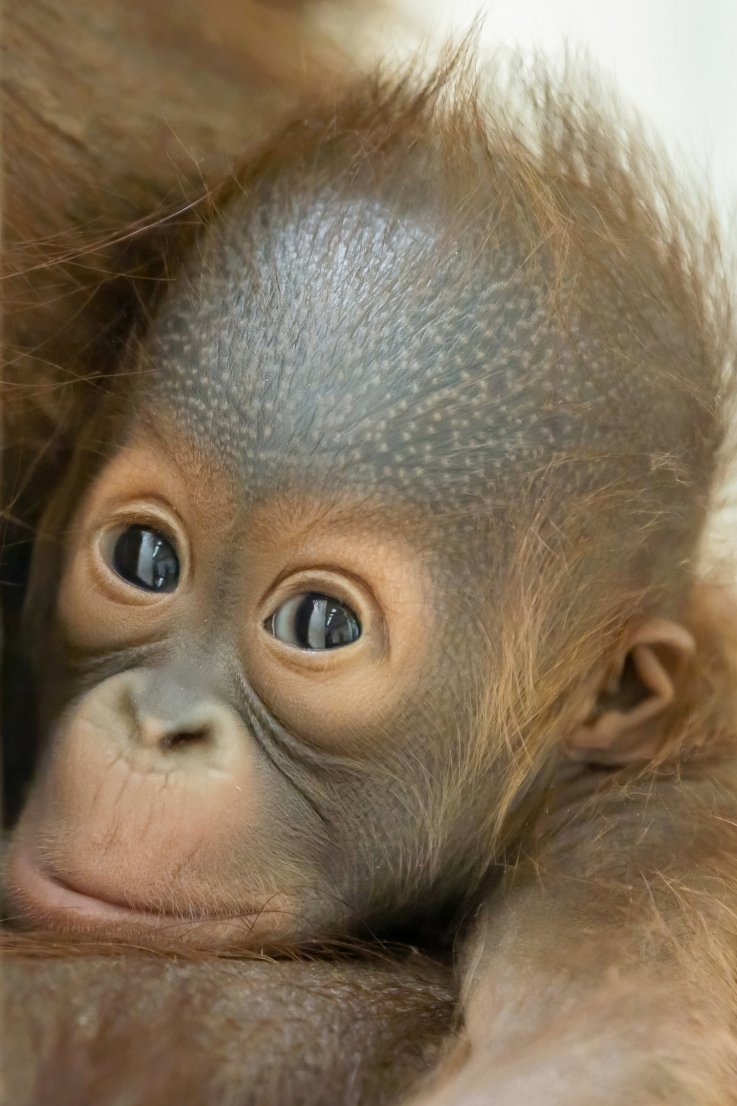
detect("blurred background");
top-left (384, 0), bottom-right (736, 217)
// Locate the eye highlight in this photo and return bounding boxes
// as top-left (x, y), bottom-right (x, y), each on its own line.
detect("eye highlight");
top-left (104, 525), bottom-right (180, 593)
top-left (269, 593), bottom-right (361, 651)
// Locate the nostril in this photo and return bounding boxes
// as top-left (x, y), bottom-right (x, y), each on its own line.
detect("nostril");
top-left (134, 708), bottom-right (218, 752)
top-left (159, 727), bottom-right (210, 751)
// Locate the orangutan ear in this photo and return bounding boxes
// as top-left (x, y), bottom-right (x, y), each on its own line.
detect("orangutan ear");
top-left (565, 619), bottom-right (696, 766)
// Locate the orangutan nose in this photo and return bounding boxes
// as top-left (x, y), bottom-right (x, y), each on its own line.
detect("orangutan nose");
top-left (122, 667), bottom-right (250, 769)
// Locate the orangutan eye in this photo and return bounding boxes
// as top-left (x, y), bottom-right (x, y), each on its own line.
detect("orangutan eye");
top-left (105, 525), bottom-right (180, 593)
top-left (269, 593), bottom-right (361, 650)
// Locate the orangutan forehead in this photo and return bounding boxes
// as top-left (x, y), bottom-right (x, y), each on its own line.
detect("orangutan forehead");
top-left (142, 189), bottom-right (608, 508)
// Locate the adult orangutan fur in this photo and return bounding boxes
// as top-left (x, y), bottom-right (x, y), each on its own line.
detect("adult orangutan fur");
top-left (4, 4), bottom-right (737, 1106)
top-left (3, 934), bottom-right (455, 1106)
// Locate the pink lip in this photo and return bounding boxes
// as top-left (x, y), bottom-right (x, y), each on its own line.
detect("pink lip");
top-left (7, 846), bottom-right (188, 927)
top-left (5, 846), bottom-right (289, 946)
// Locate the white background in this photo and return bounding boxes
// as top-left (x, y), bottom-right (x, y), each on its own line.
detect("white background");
top-left (393, 0), bottom-right (736, 215)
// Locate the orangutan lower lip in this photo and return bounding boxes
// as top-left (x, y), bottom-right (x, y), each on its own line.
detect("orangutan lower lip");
top-left (5, 846), bottom-right (277, 933)
top-left (7, 846), bottom-right (183, 924)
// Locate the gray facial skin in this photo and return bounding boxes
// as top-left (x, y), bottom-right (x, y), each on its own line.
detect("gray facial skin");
top-left (145, 192), bottom-right (591, 514)
top-left (142, 154), bottom-right (700, 562)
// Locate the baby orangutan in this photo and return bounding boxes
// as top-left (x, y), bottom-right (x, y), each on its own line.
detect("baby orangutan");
top-left (6, 59), bottom-right (737, 1104)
